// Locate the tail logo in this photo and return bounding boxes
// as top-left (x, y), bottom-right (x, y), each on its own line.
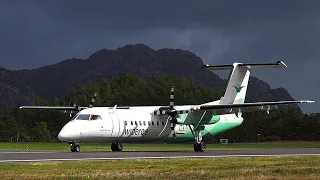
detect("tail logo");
top-left (233, 85), bottom-right (245, 93)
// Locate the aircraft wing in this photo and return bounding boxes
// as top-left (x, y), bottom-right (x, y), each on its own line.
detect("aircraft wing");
top-left (19, 106), bottom-right (88, 111)
top-left (194, 100), bottom-right (314, 115)
top-left (152, 100), bottom-right (314, 116)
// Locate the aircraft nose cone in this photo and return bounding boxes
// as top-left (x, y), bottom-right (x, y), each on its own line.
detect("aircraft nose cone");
top-left (58, 129), bottom-right (70, 141)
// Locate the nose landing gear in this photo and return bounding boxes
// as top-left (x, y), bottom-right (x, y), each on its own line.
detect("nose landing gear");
top-left (70, 142), bottom-right (80, 152)
top-left (111, 142), bottom-right (123, 151)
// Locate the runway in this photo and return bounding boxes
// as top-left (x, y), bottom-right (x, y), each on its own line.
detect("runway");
top-left (1, 148), bottom-right (320, 163)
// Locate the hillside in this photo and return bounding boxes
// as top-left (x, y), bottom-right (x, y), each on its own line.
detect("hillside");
top-left (0, 67), bottom-right (35, 112)
top-left (2, 74), bottom-right (319, 143)
top-left (0, 43), bottom-right (294, 111)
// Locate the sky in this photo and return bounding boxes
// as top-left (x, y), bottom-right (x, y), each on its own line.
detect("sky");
top-left (0, 0), bottom-right (319, 113)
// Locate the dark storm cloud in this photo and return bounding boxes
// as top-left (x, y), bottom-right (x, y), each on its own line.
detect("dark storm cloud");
top-left (4, 0), bottom-right (316, 35)
top-left (37, 0), bottom-right (319, 31)
top-left (0, 0), bottom-right (319, 112)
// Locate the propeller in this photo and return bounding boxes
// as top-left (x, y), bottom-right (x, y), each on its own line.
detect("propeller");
top-left (168, 86), bottom-right (177, 138)
top-left (64, 92), bottom-right (97, 117)
top-left (66, 102), bottom-right (81, 117)
top-left (153, 86), bottom-right (180, 138)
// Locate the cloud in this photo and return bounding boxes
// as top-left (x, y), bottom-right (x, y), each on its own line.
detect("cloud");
top-left (0, 0), bottom-right (319, 112)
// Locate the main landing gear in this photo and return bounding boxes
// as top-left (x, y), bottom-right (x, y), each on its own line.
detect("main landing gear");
top-left (194, 141), bottom-right (206, 152)
top-left (189, 125), bottom-right (206, 152)
top-left (70, 142), bottom-right (80, 152)
top-left (111, 142), bottom-right (123, 151)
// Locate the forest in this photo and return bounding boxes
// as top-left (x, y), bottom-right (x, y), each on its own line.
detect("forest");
top-left (0, 74), bottom-right (319, 143)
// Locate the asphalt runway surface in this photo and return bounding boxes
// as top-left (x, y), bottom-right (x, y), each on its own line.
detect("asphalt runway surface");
top-left (1, 148), bottom-right (320, 163)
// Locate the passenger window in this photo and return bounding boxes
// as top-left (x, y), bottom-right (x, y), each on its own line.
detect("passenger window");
top-left (125, 121), bottom-right (127, 125)
top-left (162, 122), bottom-right (164, 126)
top-left (131, 121), bottom-right (133, 125)
top-left (139, 121), bottom-right (142, 125)
top-left (157, 121), bottom-right (159, 126)
top-left (135, 121), bottom-right (137, 125)
top-left (148, 121), bottom-right (150, 126)
top-left (90, 115), bottom-right (102, 120)
top-left (152, 121), bottom-right (154, 126)
top-left (143, 121), bottom-right (146, 126)
top-left (76, 114), bottom-right (90, 120)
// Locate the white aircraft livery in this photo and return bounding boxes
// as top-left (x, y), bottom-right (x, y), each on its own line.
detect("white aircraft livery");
top-left (20, 61), bottom-right (315, 152)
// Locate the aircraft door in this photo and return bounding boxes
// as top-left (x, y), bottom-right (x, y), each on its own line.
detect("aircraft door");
top-left (100, 115), bottom-right (112, 139)
top-left (109, 112), bottom-right (120, 137)
top-left (80, 123), bottom-right (88, 138)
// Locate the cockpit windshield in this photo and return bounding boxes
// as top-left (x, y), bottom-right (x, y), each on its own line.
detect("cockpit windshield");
top-left (76, 114), bottom-right (91, 120)
top-left (74, 114), bottom-right (102, 121)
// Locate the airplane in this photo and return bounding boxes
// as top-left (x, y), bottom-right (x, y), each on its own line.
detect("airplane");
top-left (19, 61), bottom-right (315, 152)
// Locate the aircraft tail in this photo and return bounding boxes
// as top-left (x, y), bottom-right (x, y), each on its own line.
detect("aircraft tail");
top-left (204, 61), bottom-right (287, 105)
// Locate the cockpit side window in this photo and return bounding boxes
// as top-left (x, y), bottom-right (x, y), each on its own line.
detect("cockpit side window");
top-left (90, 115), bottom-right (102, 120)
top-left (76, 114), bottom-right (91, 120)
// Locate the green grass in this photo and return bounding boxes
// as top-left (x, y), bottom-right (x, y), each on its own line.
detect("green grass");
top-left (0, 156), bottom-right (319, 179)
top-left (0, 141), bottom-right (319, 151)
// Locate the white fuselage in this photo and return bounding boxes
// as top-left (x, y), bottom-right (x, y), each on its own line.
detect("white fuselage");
top-left (58, 106), bottom-right (181, 143)
top-left (57, 100), bottom-right (245, 144)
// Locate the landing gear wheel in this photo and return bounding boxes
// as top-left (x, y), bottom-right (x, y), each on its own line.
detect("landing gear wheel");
top-left (111, 143), bottom-right (116, 151)
top-left (75, 144), bottom-right (80, 152)
top-left (117, 143), bottom-right (123, 151)
top-left (70, 143), bottom-right (80, 152)
top-left (111, 143), bottom-right (123, 151)
top-left (199, 141), bottom-right (206, 152)
top-left (194, 143), bottom-right (199, 152)
top-left (194, 141), bottom-right (206, 152)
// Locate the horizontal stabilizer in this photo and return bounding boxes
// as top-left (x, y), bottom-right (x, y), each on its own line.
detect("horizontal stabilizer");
top-left (204, 61), bottom-right (287, 70)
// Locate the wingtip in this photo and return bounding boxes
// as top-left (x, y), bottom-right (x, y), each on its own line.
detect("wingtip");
top-left (302, 100), bottom-right (315, 103)
top-left (277, 61), bottom-right (287, 68)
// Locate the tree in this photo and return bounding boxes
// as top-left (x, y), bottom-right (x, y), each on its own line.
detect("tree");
top-left (1, 74), bottom-right (320, 142)
top-left (34, 121), bottom-right (52, 142)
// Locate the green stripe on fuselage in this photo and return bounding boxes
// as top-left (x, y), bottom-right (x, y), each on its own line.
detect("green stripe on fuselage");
top-left (177, 112), bottom-right (220, 125)
top-left (166, 98), bottom-right (245, 143)
top-left (166, 115), bottom-right (243, 143)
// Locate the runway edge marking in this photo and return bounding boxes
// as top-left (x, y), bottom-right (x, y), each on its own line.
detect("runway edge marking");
top-left (1, 154), bottom-right (320, 163)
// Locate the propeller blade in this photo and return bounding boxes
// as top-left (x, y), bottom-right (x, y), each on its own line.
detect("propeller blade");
top-left (169, 116), bottom-right (176, 138)
top-left (89, 92), bottom-right (97, 108)
top-left (65, 102), bottom-right (77, 116)
top-left (169, 86), bottom-right (174, 109)
top-left (169, 86), bottom-right (176, 138)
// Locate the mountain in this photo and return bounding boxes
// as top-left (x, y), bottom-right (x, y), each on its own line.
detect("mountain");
top-left (0, 67), bottom-right (35, 112)
top-left (0, 43), bottom-right (294, 111)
